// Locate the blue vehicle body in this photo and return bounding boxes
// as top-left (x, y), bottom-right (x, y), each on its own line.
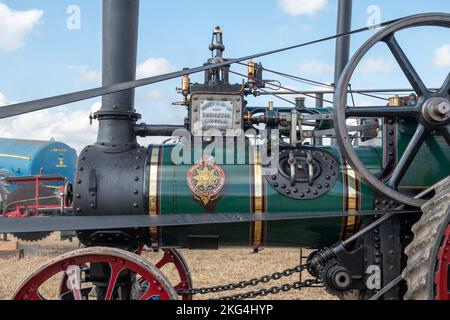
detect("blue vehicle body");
top-left (0, 138), bottom-right (77, 182)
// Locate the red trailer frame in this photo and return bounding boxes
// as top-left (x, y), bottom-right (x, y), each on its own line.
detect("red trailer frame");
top-left (2, 174), bottom-right (67, 218)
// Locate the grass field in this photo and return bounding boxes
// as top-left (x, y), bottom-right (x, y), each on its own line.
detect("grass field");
top-left (0, 233), bottom-right (334, 300)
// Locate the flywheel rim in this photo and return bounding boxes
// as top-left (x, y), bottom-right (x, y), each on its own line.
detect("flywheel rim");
top-left (334, 13), bottom-right (450, 207)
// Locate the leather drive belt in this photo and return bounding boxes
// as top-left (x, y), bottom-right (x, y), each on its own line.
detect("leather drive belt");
top-left (0, 210), bottom-right (419, 234)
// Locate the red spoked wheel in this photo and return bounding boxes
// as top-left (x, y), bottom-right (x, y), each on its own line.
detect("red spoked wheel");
top-left (13, 247), bottom-right (178, 300)
top-left (58, 248), bottom-right (193, 300)
top-left (435, 225), bottom-right (450, 300)
top-left (154, 249), bottom-right (193, 300)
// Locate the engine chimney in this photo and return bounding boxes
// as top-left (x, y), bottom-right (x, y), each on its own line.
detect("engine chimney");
top-left (96, 0), bottom-right (140, 152)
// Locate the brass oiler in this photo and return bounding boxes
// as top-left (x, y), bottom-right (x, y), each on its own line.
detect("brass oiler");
top-left (389, 95), bottom-right (403, 107)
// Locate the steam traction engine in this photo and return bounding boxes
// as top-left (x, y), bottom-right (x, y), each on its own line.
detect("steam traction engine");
top-left (0, 1), bottom-right (449, 300)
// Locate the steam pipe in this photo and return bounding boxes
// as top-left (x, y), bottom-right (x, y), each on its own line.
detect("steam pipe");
top-left (134, 124), bottom-right (185, 137)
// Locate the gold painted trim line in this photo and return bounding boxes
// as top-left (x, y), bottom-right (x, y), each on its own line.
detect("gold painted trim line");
top-left (341, 160), bottom-right (360, 240)
top-left (251, 146), bottom-right (266, 248)
top-left (0, 154), bottom-right (32, 161)
top-left (345, 164), bottom-right (358, 235)
top-left (148, 147), bottom-right (161, 245)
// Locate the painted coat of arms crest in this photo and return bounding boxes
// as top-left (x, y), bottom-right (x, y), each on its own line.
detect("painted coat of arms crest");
top-left (187, 157), bottom-right (226, 209)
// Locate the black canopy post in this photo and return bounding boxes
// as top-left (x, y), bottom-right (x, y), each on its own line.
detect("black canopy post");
top-left (334, 0), bottom-right (353, 86)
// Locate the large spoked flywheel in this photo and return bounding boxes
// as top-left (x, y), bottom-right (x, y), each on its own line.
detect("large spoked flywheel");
top-left (334, 13), bottom-right (450, 207)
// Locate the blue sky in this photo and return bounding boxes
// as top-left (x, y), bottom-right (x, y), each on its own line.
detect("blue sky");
top-left (0, 0), bottom-right (449, 151)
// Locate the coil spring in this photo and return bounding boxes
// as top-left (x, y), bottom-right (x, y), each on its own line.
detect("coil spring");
top-left (310, 247), bottom-right (336, 267)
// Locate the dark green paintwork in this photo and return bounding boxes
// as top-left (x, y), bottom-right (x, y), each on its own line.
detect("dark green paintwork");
top-left (397, 118), bottom-right (450, 189)
top-left (151, 116), bottom-right (449, 249)
top-left (156, 143), bottom-right (381, 249)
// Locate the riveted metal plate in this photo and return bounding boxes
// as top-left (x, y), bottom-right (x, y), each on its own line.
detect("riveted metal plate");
top-left (266, 148), bottom-right (339, 200)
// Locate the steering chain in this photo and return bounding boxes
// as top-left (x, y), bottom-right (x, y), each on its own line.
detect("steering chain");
top-left (176, 261), bottom-right (321, 300)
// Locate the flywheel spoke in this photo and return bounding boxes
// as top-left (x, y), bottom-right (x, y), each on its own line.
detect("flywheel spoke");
top-left (440, 73), bottom-right (450, 96)
top-left (384, 35), bottom-right (428, 97)
top-left (437, 125), bottom-right (450, 145)
top-left (387, 123), bottom-right (430, 189)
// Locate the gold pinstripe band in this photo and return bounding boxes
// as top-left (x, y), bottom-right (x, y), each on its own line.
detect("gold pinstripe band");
top-left (342, 163), bottom-right (360, 239)
top-left (148, 147), bottom-right (161, 245)
top-left (251, 146), bottom-right (266, 248)
top-left (346, 165), bottom-right (357, 231)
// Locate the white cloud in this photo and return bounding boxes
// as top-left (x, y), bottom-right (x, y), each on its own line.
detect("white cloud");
top-left (279, 0), bottom-right (327, 16)
top-left (147, 90), bottom-right (164, 100)
top-left (68, 65), bottom-right (102, 83)
top-left (0, 95), bottom-right (99, 153)
top-left (0, 3), bottom-right (43, 52)
top-left (433, 44), bottom-right (450, 68)
top-left (0, 57), bottom-right (176, 151)
top-left (303, 85), bottom-right (333, 107)
top-left (299, 60), bottom-right (332, 75)
top-left (137, 57), bottom-right (175, 79)
top-left (68, 57), bottom-right (175, 84)
top-left (0, 92), bottom-right (6, 106)
top-left (359, 57), bottom-right (393, 74)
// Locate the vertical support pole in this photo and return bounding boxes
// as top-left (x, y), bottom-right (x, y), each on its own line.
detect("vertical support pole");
top-left (96, 0), bottom-right (140, 150)
top-left (333, 0), bottom-right (352, 146)
top-left (315, 93), bottom-right (324, 145)
top-left (334, 0), bottom-right (353, 86)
